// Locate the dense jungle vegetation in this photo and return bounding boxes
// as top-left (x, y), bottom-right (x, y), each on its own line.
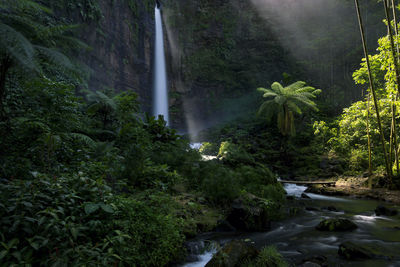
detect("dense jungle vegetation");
top-left (1, 0), bottom-right (400, 266)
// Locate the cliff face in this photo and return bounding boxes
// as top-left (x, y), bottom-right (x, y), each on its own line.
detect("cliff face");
top-left (81, 0), bottom-right (155, 113)
top-left (55, 0), bottom-right (383, 131)
top-left (163, 0), bottom-right (292, 131)
top-left (52, 0), bottom-right (156, 113)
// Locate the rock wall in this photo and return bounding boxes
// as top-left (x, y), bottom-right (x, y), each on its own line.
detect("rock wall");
top-left (81, 0), bottom-right (155, 113)
top-left (50, 0), bottom-right (156, 113)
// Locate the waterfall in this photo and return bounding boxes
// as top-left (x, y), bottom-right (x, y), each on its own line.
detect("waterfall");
top-left (153, 6), bottom-right (169, 125)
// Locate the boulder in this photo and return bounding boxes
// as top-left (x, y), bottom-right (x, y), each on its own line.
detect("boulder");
top-left (299, 255), bottom-right (327, 267)
top-left (322, 206), bottom-right (338, 212)
top-left (338, 241), bottom-right (374, 260)
top-left (375, 205), bottom-right (398, 216)
top-left (305, 206), bottom-right (320, 211)
top-left (226, 193), bottom-right (271, 231)
top-left (315, 218), bottom-right (357, 231)
top-left (286, 195), bottom-right (295, 200)
top-left (299, 262), bottom-right (321, 267)
top-left (301, 193), bottom-right (311, 199)
top-left (205, 240), bottom-right (258, 267)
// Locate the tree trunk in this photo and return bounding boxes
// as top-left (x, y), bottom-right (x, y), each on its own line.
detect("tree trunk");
top-left (391, 0), bottom-right (400, 176)
top-left (355, 0), bottom-right (392, 180)
top-left (367, 92), bottom-right (372, 180)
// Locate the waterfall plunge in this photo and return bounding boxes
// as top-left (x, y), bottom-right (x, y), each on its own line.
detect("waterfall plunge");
top-left (153, 6), bottom-right (169, 125)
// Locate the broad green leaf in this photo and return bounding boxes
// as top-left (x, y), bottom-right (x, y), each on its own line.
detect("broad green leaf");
top-left (70, 228), bottom-right (78, 240)
top-left (100, 204), bottom-right (114, 213)
top-left (0, 250), bottom-right (7, 260)
top-left (84, 203), bottom-right (99, 215)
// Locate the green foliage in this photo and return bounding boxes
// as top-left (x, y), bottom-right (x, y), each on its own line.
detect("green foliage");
top-left (257, 81), bottom-right (321, 136)
top-left (199, 141), bottom-right (219, 155)
top-left (0, 175), bottom-right (185, 266)
top-left (242, 246), bottom-right (288, 267)
top-left (0, 174), bottom-right (117, 265)
top-left (112, 193), bottom-right (184, 266)
top-left (199, 162), bottom-right (241, 205)
top-left (62, 0), bottom-right (103, 22)
top-left (218, 141), bottom-right (255, 166)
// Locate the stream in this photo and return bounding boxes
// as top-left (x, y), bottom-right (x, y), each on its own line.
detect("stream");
top-left (182, 184), bottom-right (400, 267)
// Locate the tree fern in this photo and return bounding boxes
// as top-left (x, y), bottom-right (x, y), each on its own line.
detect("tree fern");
top-left (257, 81), bottom-right (321, 136)
top-left (0, 0), bottom-right (88, 110)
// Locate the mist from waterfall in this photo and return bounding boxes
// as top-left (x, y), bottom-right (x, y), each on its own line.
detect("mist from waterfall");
top-left (153, 6), bottom-right (169, 125)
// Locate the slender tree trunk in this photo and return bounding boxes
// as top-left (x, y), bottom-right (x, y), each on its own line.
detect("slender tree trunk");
top-left (367, 92), bottom-right (372, 180)
top-left (390, 97), bottom-right (395, 169)
top-left (355, 0), bottom-right (392, 180)
top-left (391, 0), bottom-right (400, 175)
top-left (384, 0), bottom-right (400, 181)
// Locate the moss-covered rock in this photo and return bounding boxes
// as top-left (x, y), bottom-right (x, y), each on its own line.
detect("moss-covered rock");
top-left (226, 193), bottom-right (272, 231)
top-left (205, 240), bottom-right (258, 267)
top-left (315, 218), bottom-right (357, 231)
top-left (338, 241), bottom-right (375, 260)
top-left (375, 205), bottom-right (398, 216)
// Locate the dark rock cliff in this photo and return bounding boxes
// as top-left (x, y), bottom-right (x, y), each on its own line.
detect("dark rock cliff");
top-left (51, 0), bottom-right (156, 113)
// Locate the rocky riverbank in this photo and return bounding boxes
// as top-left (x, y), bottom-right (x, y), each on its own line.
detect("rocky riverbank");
top-left (305, 176), bottom-right (400, 204)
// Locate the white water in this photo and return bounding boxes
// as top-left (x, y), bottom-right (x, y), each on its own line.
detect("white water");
top-left (190, 143), bottom-right (202, 150)
top-left (283, 183), bottom-right (307, 197)
top-left (182, 250), bottom-right (215, 267)
top-left (283, 183), bottom-right (349, 202)
top-left (153, 7), bottom-right (169, 125)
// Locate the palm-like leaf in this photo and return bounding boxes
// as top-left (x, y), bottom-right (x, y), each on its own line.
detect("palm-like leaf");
top-left (0, 22), bottom-right (36, 70)
top-left (0, 0), bottom-right (52, 14)
top-left (257, 81), bottom-right (321, 136)
top-left (34, 45), bottom-right (74, 71)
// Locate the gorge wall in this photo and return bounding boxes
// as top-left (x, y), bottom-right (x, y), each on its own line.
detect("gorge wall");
top-left (50, 0), bottom-right (385, 131)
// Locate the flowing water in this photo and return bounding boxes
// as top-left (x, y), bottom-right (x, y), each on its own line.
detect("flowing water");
top-left (153, 6), bottom-right (169, 125)
top-left (182, 184), bottom-right (400, 267)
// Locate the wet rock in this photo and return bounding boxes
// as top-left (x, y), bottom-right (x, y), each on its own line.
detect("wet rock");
top-left (226, 193), bottom-right (271, 231)
top-left (299, 255), bottom-right (327, 267)
top-left (305, 206), bottom-right (319, 211)
top-left (301, 193), bottom-right (311, 199)
top-left (286, 195), bottom-right (295, 200)
top-left (205, 240), bottom-right (258, 267)
top-left (322, 206), bottom-right (338, 212)
top-left (315, 218), bottom-right (357, 231)
top-left (214, 220), bottom-right (236, 232)
top-left (338, 241), bottom-right (374, 259)
top-left (299, 262), bottom-right (321, 267)
top-left (375, 205), bottom-right (398, 216)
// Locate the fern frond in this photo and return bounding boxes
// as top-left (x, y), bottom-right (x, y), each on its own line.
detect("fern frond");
top-left (95, 91), bottom-right (117, 111)
top-left (0, 0), bottom-right (52, 14)
top-left (287, 81), bottom-right (306, 90)
top-left (69, 133), bottom-right (96, 147)
top-left (271, 82), bottom-right (284, 94)
top-left (34, 45), bottom-right (74, 70)
top-left (287, 101), bottom-right (302, 114)
top-left (0, 22), bottom-right (36, 70)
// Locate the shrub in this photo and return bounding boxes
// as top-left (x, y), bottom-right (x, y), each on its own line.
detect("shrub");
top-left (199, 142), bottom-right (219, 155)
top-left (242, 246), bottom-right (288, 267)
top-left (0, 175), bottom-right (186, 266)
top-left (349, 148), bottom-right (369, 171)
top-left (112, 192), bottom-right (185, 266)
top-left (200, 162), bottom-right (240, 205)
top-left (0, 174), bottom-right (116, 266)
top-left (218, 141), bottom-right (255, 166)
